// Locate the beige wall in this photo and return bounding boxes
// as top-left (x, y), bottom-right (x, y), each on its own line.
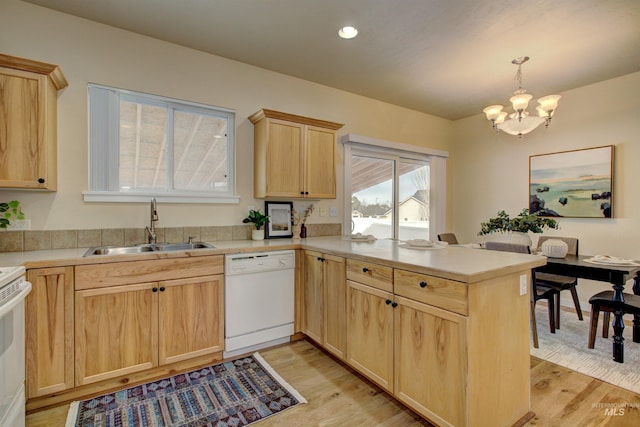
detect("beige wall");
top-left (452, 71), bottom-right (640, 305)
top-left (0, 0), bottom-right (453, 231)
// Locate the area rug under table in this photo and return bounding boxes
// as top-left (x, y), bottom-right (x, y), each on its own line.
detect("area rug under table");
top-left (531, 305), bottom-right (640, 394)
top-left (65, 352), bottom-right (306, 427)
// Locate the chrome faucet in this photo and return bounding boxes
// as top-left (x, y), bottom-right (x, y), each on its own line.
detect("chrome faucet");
top-left (146, 198), bottom-right (158, 244)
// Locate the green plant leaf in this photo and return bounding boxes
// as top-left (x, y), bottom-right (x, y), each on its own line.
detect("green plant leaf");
top-left (478, 208), bottom-right (558, 235)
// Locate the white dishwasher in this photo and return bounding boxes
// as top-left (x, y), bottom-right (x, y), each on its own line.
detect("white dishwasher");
top-left (224, 250), bottom-right (295, 358)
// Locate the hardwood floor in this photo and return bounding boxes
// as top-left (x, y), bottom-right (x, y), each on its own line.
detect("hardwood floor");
top-left (27, 339), bottom-right (640, 426)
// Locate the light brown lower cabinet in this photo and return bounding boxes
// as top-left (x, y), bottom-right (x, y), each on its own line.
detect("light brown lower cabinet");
top-left (394, 295), bottom-right (466, 427)
top-left (340, 259), bottom-right (529, 427)
top-left (26, 266), bottom-right (75, 398)
top-left (346, 280), bottom-right (394, 391)
top-left (75, 282), bottom-right (158, 385)
top-left (303, 250), bottom-right (346, 360)
top-left (75, 274), bottom-right (224, 386)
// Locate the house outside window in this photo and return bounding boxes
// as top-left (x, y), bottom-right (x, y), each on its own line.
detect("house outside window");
top-left (343, 135), bottom-right (447, 240)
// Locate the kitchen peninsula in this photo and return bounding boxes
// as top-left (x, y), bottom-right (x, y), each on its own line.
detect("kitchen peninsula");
top-left (1, 236), bottom-right (545, 427)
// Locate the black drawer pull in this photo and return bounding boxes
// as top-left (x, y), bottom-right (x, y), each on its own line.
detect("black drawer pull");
top-left (419, 281), bottom-right (427, 288)
top-left (152, 287), bottom-right (158, 292)
top-left (385, 299), bottom-right (392, 305)
top-left (160, 287), bottom-right (166, 292)
top-left (38, 178), bottom-right (45, 183)
top-left (391, 302), bottom-right (398, 308)
top-left (362, 267), bottom-right (369, 273)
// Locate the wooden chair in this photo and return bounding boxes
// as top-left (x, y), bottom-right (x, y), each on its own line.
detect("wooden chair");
top-left (437, 233), bottom-right (458, 244)
top-left (535, 236), bottom-right (582, 329)
top-left (485, 241), bottom-right (559, 348)
top-left (588, 291), bottom-right (640, 349)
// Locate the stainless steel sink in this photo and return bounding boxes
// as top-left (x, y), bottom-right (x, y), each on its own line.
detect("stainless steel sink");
top-left (83, 242), bottom-right (215, 257)
top-left (154, 242), bottom-right (215, 251)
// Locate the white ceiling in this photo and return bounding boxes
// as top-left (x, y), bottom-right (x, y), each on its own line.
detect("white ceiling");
top-left (23, 0), bottom-right (640, 120)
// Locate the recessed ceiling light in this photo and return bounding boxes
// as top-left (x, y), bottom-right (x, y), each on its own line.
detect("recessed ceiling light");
top-left (338, 26), bottom-right (358, 39)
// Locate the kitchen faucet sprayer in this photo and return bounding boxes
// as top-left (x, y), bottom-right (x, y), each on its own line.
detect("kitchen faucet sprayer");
top-left (146, 198), bottom-right (158, 243)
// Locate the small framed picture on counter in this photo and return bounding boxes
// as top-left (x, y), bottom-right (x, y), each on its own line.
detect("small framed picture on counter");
top-left (265, 201), bottom-right (293, 238)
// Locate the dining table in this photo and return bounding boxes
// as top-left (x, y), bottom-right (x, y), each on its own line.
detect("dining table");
top-left (536, 254), bottom-right (640, 363)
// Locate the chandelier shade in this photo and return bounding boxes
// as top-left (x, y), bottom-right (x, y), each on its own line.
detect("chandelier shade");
top-left (483, 57), bottom-right (560, 138)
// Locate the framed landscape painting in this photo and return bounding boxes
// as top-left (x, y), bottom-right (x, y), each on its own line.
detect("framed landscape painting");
top-left (529, 145), bottom-right (614, 218)
top-left (265, 201), bottom-right (293, 238)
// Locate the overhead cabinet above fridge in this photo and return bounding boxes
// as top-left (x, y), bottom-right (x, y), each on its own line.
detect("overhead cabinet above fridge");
top-left (249, 109), bottom-right (343, 199)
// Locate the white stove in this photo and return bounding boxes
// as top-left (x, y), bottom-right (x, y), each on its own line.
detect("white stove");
top-left (0, 265), bottom-right (31, 427)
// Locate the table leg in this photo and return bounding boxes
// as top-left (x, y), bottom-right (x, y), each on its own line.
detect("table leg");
top-left (634, 274), bottom-right (640, 343)
top-left (612, 282), bottom-right (625, 363)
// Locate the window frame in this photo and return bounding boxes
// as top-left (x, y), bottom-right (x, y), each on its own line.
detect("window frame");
top-left (342, 134), bottom-right (448, 240)
top-left (84, 84), bottom-right (239, 204)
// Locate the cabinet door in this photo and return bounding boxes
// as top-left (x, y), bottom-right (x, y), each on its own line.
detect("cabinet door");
top-left (158, 275), bottom-right (224, 365)
top-left (0, 68), bottom-right (50, 189)
top-left (75, 283), bottom-right (158, 385)
top-left (265, 119), bottom-right (304, 197)
top-left (304, 125), bottom-right (336, 198)
top-left (26, 267), bottom-right (74, 398)
top-left (303, 250), bottom-right (324, 343)
top-left (347, 280), bottom-right (394, 391)
top-left (394, 295), bottom-right (467, 427)
top-left (323, 254), bottom-right (346, 360)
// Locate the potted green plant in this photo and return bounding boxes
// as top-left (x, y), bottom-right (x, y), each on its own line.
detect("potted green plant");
top-left (0, 200), bottom-right (25, 229)
top-left (243, 209), bottom-right (270, 240)
top-left (478, 208), bottom-right (559, 246)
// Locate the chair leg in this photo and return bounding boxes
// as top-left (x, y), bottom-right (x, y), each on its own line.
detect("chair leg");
top-left (531, 301), bottom-right (539, 348)
top-left (588, 305), bottom-right (599, 349)
top-left (554, 293), bottom-right (561, 329)
top-left (569, 286), bottom-right (583, 320)
top-left (602, 311), bottom-right (610, 338)
top-left (548, 297), bottom-right (556, 333)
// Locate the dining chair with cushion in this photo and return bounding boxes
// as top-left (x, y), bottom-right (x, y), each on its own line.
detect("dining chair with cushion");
top-left (437, 233), bottom-right (458, 245)
top-left (535, 236), bottom-right (582, 329)
top-left (588, 290), bottom-right (640, 349)
top-left (485, 241), bottom-right (559, 348)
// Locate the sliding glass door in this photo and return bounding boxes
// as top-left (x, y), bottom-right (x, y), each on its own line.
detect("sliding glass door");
top-left (348, 150), bottom-right (430, 240)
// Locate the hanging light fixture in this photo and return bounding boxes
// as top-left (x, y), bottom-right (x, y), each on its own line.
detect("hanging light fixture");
top-left (483, 57), bottom-right (561, 138)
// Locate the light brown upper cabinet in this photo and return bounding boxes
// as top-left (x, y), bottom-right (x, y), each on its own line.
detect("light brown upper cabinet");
top-left (0, 53), bottom-right (68, 190)
top-left (249, 109), bottom-right (343, 199)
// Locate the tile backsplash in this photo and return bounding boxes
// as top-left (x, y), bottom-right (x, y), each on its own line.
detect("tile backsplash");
top-left (0, 223), bottom-right (341, 253)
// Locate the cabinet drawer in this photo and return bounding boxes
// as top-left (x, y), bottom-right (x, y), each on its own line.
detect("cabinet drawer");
top-left (346, 259), bottom-right (393, 292)
top-left (75, 255), bottom-right (223, 290)
top-left (394, 269), bottom-right (468, 315)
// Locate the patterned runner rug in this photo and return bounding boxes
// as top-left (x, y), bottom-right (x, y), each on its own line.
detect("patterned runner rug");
top-left (65, 352), bottom-right (306, 427)
top-left (530, 305), bottom-right (640, 394)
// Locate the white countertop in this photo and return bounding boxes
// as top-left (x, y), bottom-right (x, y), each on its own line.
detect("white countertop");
top-left (303, 237), bottom-right (546, 283)
top-left (0, 236), bottom-right (546, 283)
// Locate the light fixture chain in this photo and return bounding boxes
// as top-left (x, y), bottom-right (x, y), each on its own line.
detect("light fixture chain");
top-left (515, 63), bottom-right (523, 89)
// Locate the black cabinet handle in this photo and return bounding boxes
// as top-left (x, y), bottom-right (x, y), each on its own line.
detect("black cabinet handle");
top-left (317, 257), bottom-right (322, 261)
top-left (385, 299), bottom-right (392, 305)
top-left (38, 178), bottom-right (45, 183)
top-left (300, 191), bottom-right (305, 195)
top-left (391, 302), bottom-right (398, 308)
top-left (152, 287), bottom-right (158, 292)
top-left (305, 191), bottom-right (309, 195)
top-left (362, 267), bottom-right (369, 273)
top-left (160, 287), bottom-right (166, 292)
top-left (419, 281), bottom-right (427, 288)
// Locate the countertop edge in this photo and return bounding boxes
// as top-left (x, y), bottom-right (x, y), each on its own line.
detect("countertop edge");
top-left (1, 237), bottom-right (546, 284)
